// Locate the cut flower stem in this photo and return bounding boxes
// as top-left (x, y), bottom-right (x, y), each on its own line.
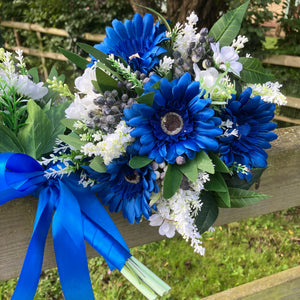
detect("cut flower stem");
top-left (121, 256), bottom-right (171, 300)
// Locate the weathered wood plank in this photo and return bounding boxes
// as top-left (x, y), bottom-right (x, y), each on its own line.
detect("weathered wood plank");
top-left (262, 55), bottom-right (300, 68)
top-left (0, 20), bottom-right (104, 42)
top-left (200, 265), bottom-right (300, 300)
top-left (0, 126), bottom-right (300, 281)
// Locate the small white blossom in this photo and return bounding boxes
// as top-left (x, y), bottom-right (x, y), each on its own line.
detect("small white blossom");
top-left (157, 56), bottom-right (174, 75)
top-left (248, 81), bottom-right (287, 106)
top-left (193, 65), bottom-right (219, 88)
top-left (231, 35), bottom-right (249, 52)
top-left (80, 121), bottom-right (134, 165)
top-left (211, 42), bottom-right (243, 76)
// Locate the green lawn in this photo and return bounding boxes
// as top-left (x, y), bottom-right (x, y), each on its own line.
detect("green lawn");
top-left (0, 207), bottom-right (299, 300)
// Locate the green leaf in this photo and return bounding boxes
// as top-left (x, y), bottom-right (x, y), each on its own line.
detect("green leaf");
top-left (95, 67), bottom-right (119, 93)
top-left (135, 86), bottom-right (145, 97)
top-left (229, 187), bottom-right (269, 208)
top-left (209, 152), bottom-right (230, 173)
top-left (129, 156), bottom-right (153, 169)
top-left (60, 118), bottom-right (84, 134)
top-left (163, 164), bottom-right (183, 199)
top-left (58, 133), bottom-right (85, 150)
top-left (59, 47), bottom-right (89, 69)
top-left (138, 5), bottom-right (171, 33)
top-left (223, 168), bottom-right (266, 190)
top-left (90, 156), bottom-right (106, 173)
top-left (195, 191), bottom-right (219, 234)
top-left (136, 92), bottom-right (154, 106)
top-left (209, 0), bottom-right (249, 47)
top-left (28, 67), bottom-right (39, 83)
top-left (18, 100), bottom-right (52, 159)
top-left (178, 158), bottom-right (198, 182)
top-left (0, 125), bottom-right (24, 153)
top-left (77, 43), bottom-right (114, 70)
top-left (214, 190), bottom-right (231, 208)
top-left (195, 151), bottom-right (215, 174)
top-left (239, 57), bottom-right (274, 84)
top-left (43, 101), bottom-right (71, 153)
top-left (205, 172), bottom-right (228, 193)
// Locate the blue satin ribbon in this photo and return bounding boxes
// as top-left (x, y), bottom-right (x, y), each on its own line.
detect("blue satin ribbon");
top-left (0, 153), bottom-right (131, 300)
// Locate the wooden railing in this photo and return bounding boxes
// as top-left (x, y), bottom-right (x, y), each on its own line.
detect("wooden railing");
top-left (1, 126), bottom-right (299, 287)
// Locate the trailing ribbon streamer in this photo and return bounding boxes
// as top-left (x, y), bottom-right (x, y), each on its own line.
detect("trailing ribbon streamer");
top-left (0, 152), bottom-right (131, 300)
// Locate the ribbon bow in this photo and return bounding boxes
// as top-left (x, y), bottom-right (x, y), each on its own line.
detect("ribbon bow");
top-left (0, 152), bottom-right (131, 300)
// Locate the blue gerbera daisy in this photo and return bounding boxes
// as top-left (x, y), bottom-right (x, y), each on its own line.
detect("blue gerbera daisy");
top-left (86, 155), bottom-right (158, 224)
top-left (218, 87), bottom-right (277, 181)
top-left (124, 73), bottom-right (223, 164)
top-left (91, 13), bottom-right (168, 74)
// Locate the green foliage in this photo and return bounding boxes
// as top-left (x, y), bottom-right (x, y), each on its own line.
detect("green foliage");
top-left (209, 0), bottom-right (249, 47)
top-left (58, 133), bottom-right (85, 151)
top-left (195, 151), bottom-right (215, 174)
top-left (227, 0), bottom-right (282, 56)
top-left (239, 57), bottom-right (274, 83)
top-left (276, 1), bottom-right (300, 55)
top-left (195, 191), bottom-right (219, 234)
top-left (163, 164), bottom-right (182, 199)
top-left (18, 100), bottom-right (52, 159)
top-left (129, 156), bottom-right (153, 169)
top-left (136, 92), bottom-right (155, 107)
top-left (0, 0), bottom-right (133, 82)
top-left (90, 156), bottom-right (106, 173)
top-left (229, 187), bottom-right (269, 207)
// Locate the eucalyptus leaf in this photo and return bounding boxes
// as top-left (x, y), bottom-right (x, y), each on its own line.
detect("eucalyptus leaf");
top-left (163, 164), bottom-right (183, 199)
top-left (195, 191), bottom-right (219, 234)
top-left (196, 151), bottom-right (215, 174)
top-left (90, 156), bottom-right (106, 173)
top-left (136, 92), bottom-right (155, 107)
top-left (58, 133), bottom-right (85, 150)
top-left (18, 100), bottom-right (52, 159)
top-left (239, 57), bottom-right (274, 84)
top-left (129, 156), bottom-right (153, 169)
top-left (208, 0), bottom-right (249, 47)
top-left (229, 187), bottom-right (269, 208)
top-left (0, 125), bottom-right (24, 153)
top-left (59, 47), bottom-right (89, 69)
top-left (178, 158), bottom-right (198, 182)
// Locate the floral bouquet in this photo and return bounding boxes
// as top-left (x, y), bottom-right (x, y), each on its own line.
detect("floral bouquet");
top-left (0, 0), bottom-right (287, 299)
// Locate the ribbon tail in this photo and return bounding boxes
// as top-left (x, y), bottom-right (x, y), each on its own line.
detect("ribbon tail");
top-left (82, 213), bottom-right (131, 271)
top-left (52, 181), bottom-right (94, 300)
top-left (11, 188), bottom-right (53, 300)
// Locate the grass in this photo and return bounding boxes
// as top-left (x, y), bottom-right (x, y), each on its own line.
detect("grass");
top-left (0, 207), bottom-right (299, 300)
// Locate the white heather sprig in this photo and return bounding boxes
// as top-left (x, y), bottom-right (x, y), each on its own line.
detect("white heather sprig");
top-left (174, 12), bottom-right (200, 59)
top-left (248, 81), bottom-right (287, 106)
top-left (156, 56), bottom-right (174, 76)
top-left (231, 35), bottom-right (249, 52)
top-left (44, 162), bottom-right (76, 179)
top-left (81, 120), bottom-right (134, 165)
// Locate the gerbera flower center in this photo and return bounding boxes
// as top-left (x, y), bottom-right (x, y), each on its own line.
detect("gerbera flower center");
top-left (161, 112), bottom-right (184, 135)
top-left (125, 170), bottom-right (140, 184)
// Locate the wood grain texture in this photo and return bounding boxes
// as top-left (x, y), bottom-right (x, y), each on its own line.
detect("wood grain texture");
top-left (1, 126), bottom-right (300, 281)
top-left (200, 265), bottom-right (300, 300)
